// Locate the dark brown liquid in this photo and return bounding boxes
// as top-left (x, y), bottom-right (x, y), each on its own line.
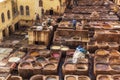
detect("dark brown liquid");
top-left (44, 64), bottom-right (55, 69)
top-left (65, 64), bottom-right (75, 70)
top-left (113, 76), bottom-right (120, 80)
top-left (10, 77), bottom-right (21, 80)
top-left (111, 65), bottom-right (120, 70)
top-left (98, 76), bottom-right (110, 80)
top-left (66, 76), bottom-right (76, 80)
top-left (31, 76), bottom-right (43, 80)
top-left (96, 64), bottom-right (108, 70)
top-left (78, 77), bottom-right (87, 80)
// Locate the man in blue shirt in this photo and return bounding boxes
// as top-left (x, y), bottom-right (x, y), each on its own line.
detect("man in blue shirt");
top-left (72, 19), bottom-right (77, 30)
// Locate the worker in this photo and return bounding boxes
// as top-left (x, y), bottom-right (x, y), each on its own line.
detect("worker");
top-left (56, 16), bottom-right (62, 23)
top-left (48, 25), bottom-right (53, 31)
top-left (72, 46), bottom-right (89, 63)
top-left (73, 0), bottom-right (78, 6)
top-left (47, 17), bottom-right (52, 26)
top-left (49, 7), bottom-right (54, 16)
top-left (35, 13), bottom-right (40, 23)
top-left (41, 8), bottom-right (44, 17)
top-left (72, 19), bottom-right (77, 30)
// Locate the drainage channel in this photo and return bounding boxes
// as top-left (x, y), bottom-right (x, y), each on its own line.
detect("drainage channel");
top-left (58, 52), bottom-right (66, 80)
top-left (89, 54), bottom-right (96, 80)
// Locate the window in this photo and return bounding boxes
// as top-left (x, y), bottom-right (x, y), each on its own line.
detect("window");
top-left (7, 10), bottom-right (10, 19)
top-left (26, 6), bottom-right (30, 15)
top-left (20, 5), bottom-right (24, 15)
top-left (39, 0), bottom-right (43, 7)
top-left (1, 13), bottom-right (5, 23)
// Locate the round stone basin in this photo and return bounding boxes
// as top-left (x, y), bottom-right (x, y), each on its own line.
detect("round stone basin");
top-left (30, 75), bottom-right (43, 80)
top-left (32, 62), bottom-right (42, 69)
top-left (66, 76), bottom-right (76, 80)
top-left (64, 63), bottom-right (75, 71)
top-left (109, 30), bottom-right (118, 34)
top-left (111, 64), bottom-right (120, 70)
top-left (76, 64), bottom-right (87, 70)
top-left (39, 50), bottom-right (50, 56)
top-left (52, 53), bottom-right (60, 58)
top-left (51, 46), bottom-right (61, 50)
top-left (88, 42), bottom-right (96, 45)
top-left (0, 77), bottom-right (5, 80)
top-left (95, 49), bottom-right (108, 56)
top-left (24, 56), bottom-right (35, 62)
top-left (98, 75), bottom-right (110, 80)
top-left (30, 51), bottom-right (39, 57)
top-left (61, 46), bottom-right (69, 51)
top-left (109, 57), bottom-right (120, 64)
top-left (96, 63), bottom-right (109, 70)
top-left (95, 56), bottom-right (108, 63)
top-left (10, 76), bottom-right (22, 80)
top-left (78, 76), bottom-right (88, 80)
top-left (36, 57), bottom-right (46, 63)
top-left (110, 50), bottom-right (120, 57)
top-left (108, 42), bottom-right (118, 47)
top-left (66, 57), bottom-right (73, 63)
top-left (48, 57), bottom-right (58, 63)
top-left (46, 76), bottom-right (57, 80)
top-left (113, 75), bottom-right (120, 80)
top-left (20, 62), bottom-right (32, 69)
top-left (14, 51), bottom-right (25, 58)
top-left (44, 63), bottom-right (55, 70)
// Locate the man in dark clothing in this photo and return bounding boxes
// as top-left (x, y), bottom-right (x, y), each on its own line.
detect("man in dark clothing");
top-left (36, 14), bottom-right (40, 20)
top-left (41, 8), bottom-right (44, 16)
top-left (49, 8), bottom-right (54, 16)
top-left (35, 13), bottom-right (40, 23)
top-left (66, 0), bottom-right (72, 9)
top-left (56, 16), bottom-right (62, 23)
top-left (73, 0), bottom-right (78, 6)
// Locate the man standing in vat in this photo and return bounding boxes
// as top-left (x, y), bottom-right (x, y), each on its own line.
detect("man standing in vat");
top-left (72, 46), bottom-right (89, 63)
top-left (72, 19), bottom-right (77, 30)
top-left (73, 0), bottom-right (78, 6)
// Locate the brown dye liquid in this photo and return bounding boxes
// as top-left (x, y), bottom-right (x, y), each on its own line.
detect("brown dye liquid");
top-left (98, 76), bottom-right (110, 80)
top-left (88, 42), bottom-right (95, 45)
top-left (33, 63), bottom-right (42, 68)
top-left (0, 77), bottom-right (5, 80)
top-left (31, 76), bottom-right (43, 80)
top-left (21, 63), bottom-right (31, 68)
top-left (109, 30), bottom-right (118, 33)
top-left (10, 77), bottom-right (21, 80)
top-left (66, 76), bottom-right (76, 80)
top-left (44, 64), bottom-right (55, 69)
top-left (95, 57), bottom-right (107, 63)
top-left (30, 52), bottom-right (39, 57)
top-left (26, 58), bottom-right (34, 62)
top-left (111, 65), bottom-right (120, 70)
top-left (96, 64), bottom-right (108, 70)
top-left (110, 50), bottom-right (120, 56)
top-left (108, 42), bottom-right (116, 46)
top-left (96, 50), bottom-right (107, 56)
top-left (78, 77), bottom-right (87, 80)
top-left (76, 64), bottom-right (85, 69)
top-left (65, 64), bottom-right (75, 70)
top-left (109, 58), bottom-right (120, 64)
top-left (49, 58), bottom-right (57, 63)
top-left (113, 76), bottom-right (120, 80)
